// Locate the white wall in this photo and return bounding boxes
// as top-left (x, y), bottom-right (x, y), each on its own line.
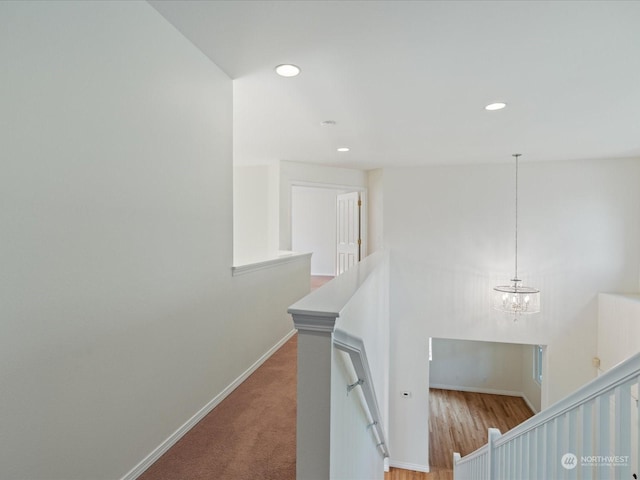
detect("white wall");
top-left (368, 169), bottom-right (384, 254)
top-left (233, 162), bottom-right (280, 264)
top-left (0, 2), bottom-right (308, 479)
top-left (292, 186), bottom-right (344, 276)
top-left (430, 339), bottom-right (526, 396)
top-left (429, 338), bottom-right (541, 414)
top-left (383, 159), bottom-right (640, 470)
top-left (279, 160), bottom-right (368, 251)
top-left (597, 293), bottom-right (640, 372)
top-left (596, 293), bottom-right (640, 474)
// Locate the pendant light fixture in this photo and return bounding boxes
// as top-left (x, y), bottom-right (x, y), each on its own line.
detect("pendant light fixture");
top-left (493, 154), bottom-right (540, 318)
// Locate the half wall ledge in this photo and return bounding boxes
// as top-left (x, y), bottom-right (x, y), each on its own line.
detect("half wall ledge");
top-left (231, 251), bottom-right (311, 276)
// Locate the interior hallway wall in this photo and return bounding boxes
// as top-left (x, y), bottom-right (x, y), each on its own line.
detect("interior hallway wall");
top-left (233, 162), bottom-right (280, 264)
top-left (368, 169), bottom-right (384, 254)
top-left (1, 2), bottom-right (308, 479)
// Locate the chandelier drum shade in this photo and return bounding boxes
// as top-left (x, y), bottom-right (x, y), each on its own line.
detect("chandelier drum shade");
top-left (493, 282), bottom-right (540, 315)
top-left (493, 154), bottom-right (540, 318)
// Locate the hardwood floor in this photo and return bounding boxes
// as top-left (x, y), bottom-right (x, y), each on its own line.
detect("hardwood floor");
top-left (385, 466), bottom-right (451, 480)
top-left (429, 388), bottom-right (534, 470)
top-left (385, 389), bottom-right (534, 480)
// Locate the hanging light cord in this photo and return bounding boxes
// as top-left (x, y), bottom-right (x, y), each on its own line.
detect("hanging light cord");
top-left (513, 153), bottom-right (521, 284)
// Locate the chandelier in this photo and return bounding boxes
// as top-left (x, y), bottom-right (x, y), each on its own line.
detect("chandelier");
top-left (493, 154), bottom-right (540, 318)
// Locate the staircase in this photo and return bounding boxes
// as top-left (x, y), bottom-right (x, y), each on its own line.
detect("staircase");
top-left (453, 351), bottom-right (640, 479)
top-left (293, 254), bottom-right (640, 479)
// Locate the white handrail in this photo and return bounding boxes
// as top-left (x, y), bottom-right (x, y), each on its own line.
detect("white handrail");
top-left (497, 350), bottom-right (640, 448)
top-left (454, 351), bottom-right (640, 479)
top-left (289, 251), bottom-right (389, 479)
top-left (334, 328), bottom-right (389, 458)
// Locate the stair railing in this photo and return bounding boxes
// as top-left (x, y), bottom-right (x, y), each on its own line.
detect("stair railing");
top-left (453, 351), bottom-right (640, 479)
top-left (334, 328), bottom-right (389, 458)
top-left (289, 251), bottom-right (390, 479)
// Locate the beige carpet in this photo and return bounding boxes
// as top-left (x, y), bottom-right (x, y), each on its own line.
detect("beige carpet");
top-left (139, 335), bottom-right (297, 480)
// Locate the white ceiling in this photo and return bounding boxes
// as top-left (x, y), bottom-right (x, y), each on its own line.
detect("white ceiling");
top-left (150, 0), bottom-right (640, 169)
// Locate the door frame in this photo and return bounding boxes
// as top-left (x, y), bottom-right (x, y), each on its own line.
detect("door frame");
top-left (289, 180), bottom-right (368, 263)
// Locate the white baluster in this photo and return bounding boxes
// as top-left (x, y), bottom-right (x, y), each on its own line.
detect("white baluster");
top-left (509, 438), bottom-right (515, 479)
top-left (545, 420), bottom-right (555, 479)
top-left (567, 409), bottom-right (578, 480)
top-left (598, 393), bottom-right (611, 456)
top-left (637, 376), bottom-right (640, 480)
top-left (518, 435), bottom-right (524, 479)
top-left (615, 383), bottom-right (631, 478)
top-left (531, 428), bottom-right (539, 480)
top-left (470, 454), bottom-right (475, 480)
top-left (509, 437), bottom-right (515, 479)
top-left (482, 453), bottom-right (487, 480)
top-left (487, 428), bottom-right (500, 480)
top-left (582, 400), bottom-right (594, 480)
top-left (516, 439), bottom-right (521, 479)
top-left (501, 444), bottom-right (507, 480)
top-left (556, 413), bottom-right (566, 479)
top-left (536, 425), bottom-right (544, 479)
top-left (521, 432), bottom-right (529, 480)
top-left (453, 452), bottom-right (460, 479)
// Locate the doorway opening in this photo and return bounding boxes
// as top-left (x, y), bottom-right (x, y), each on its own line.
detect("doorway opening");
top-left (291, 184), bottom-right (366, 279)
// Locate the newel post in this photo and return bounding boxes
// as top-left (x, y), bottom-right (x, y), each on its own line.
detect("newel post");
top-left (487, 428), bottom-right (502, 480)
top-left (290, 312), bottom-right (337, 480)
top-left (452, 452), bottom-right (461, 478)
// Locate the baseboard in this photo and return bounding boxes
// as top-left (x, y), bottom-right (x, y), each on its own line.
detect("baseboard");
top-left (521, 393), bottom-right (539, 414)
top-left (388, 460), bottom-right (430, 473)
top-left (430, 383), bottom-right (522, 398)
top-left (120, 329), bottom-right (297, 480)
top-left (430, 383), bottom-right (540, 414)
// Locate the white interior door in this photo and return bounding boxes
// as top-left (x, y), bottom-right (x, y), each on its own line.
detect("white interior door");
top-left (336, 191), bottom-right (361, 275)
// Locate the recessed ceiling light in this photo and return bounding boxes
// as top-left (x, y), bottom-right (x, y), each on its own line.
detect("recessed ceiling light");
top-left (485, 102), bottom-right (507, 111)
top-left (275, 64), bottom-right (301, 77)
top-left (337, 147), bottom-right (350, 152)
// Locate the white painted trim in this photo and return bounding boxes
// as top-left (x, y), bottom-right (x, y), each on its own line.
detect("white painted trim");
top-left (120, 329), bottom-right (297, 480)
top-left (232, 251), bottom-right (311, 276)
top-left (520, 393), bottom-right (539, 414)
top-left (288, 251), bottom-right (386, 319)
top-left (291, 313), bottom-right (338, 333)
top-left (290, 179), bottom-right (367, 192)
top-left (429, 384), bottom-right (540, 413)
top-left (388, 460), bottom-right (430, 473)
top-left (288, 181), bottom-right (368, 264)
